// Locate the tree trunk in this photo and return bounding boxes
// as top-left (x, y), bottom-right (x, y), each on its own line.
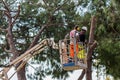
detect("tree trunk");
top-left (2, 1), bottom-right (26, 79)
top-left (86, 16), bottom-right (97, 80)
top-left (17, 65), bottom-right (26, 80)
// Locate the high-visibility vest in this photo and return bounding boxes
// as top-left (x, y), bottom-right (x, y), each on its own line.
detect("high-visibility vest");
top-left (77, 44), bottom-right (85, 59)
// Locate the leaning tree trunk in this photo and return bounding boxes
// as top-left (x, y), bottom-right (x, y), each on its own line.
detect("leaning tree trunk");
top-left (86, 16), bottom-right (97, 80)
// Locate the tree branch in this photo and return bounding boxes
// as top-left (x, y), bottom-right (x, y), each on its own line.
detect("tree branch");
top-left (89, 41), bottom-right (97, 51)
top-left (28, 1), bottom-right (68, 49)
top-left (4, 10), bottom-right (11, 18)
top-left (28, 22), bottom-right (64, 49)
top-left (0, 27), bottom-right (7, 32)
top-left (1, 0), bottom-right (10, 12)
top-left (52, 0), bottom-right (68, 14)
top-left (3, 1), bottom-right (20, 60)
top-left (28, 25), bottom-right (47, 49)
top-left (78, 69), bottom-right (86, 80)
top-left (11, 5), bottom-right (20, 26)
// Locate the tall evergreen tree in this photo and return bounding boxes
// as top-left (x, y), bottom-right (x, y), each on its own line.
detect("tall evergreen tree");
top-left (0, 0), bottom-right (120, 80)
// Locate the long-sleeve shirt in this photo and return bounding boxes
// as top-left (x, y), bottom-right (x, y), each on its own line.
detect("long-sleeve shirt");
top-left (70, 29), bottom-right (79, 44)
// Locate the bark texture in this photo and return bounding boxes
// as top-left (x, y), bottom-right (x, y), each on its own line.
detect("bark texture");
top-left (1, 1), bottom-right (26, 80)
top-left (86, 16), bottom-right (97, 80)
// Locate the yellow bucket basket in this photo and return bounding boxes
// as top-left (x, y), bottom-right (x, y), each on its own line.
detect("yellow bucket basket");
top-left (77, 45), bottom-right (85, 59)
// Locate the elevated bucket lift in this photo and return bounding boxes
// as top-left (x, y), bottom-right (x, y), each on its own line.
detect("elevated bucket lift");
top-left (59, 39), bottom-right (87, 70)
top-left (0, 38), bottom-right (87, 80)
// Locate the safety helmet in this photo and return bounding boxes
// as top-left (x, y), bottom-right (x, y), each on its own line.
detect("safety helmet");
top-left (82, 26), bottom-right (87, 31)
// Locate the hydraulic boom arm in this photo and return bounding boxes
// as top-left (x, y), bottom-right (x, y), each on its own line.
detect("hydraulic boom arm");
top-left (0, 38), bottom-right (58, 80)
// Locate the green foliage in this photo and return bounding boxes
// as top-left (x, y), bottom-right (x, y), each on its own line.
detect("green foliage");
top-left (97, 38), bottom-right (120, 79)
top-left (88, 0), bottom-right (120, 79)
top-left (0, 0), bottom-right (120, 79)
top-left (0, 0), bottom-right (88, 80)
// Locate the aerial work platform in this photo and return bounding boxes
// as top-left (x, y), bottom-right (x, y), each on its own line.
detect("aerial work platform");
top-left (59, 39), bottom-right (87, 70)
